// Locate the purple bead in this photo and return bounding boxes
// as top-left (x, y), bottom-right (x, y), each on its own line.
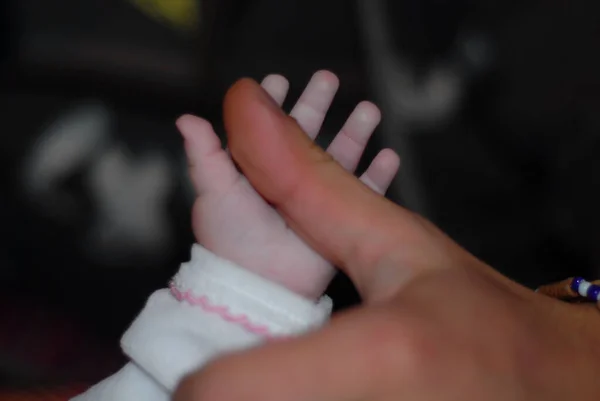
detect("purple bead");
top-left (571, 277), bottom-right (585, 294)
top-left (587, 285), bottom-right (600, 302)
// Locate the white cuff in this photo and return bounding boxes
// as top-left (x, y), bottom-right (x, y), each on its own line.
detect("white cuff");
top-left (71, 363), bottom-right (168, 401)
top-left (120, 244), bottom-right (332, 392)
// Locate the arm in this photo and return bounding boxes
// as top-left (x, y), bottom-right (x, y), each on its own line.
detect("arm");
top-left (71, 244), bottom-right (331, 401)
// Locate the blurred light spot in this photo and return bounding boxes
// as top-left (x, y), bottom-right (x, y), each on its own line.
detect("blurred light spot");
top-left (128, 0), bottom-right (201, 32)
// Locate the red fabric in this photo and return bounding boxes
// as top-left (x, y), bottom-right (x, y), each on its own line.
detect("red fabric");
top-left (0, 294), bottom-right (123, 383)
top-left (0, 385), bottom-right (89, 400)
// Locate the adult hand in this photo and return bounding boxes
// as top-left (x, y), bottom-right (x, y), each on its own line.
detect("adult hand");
top-left (175, 79), bottom-right (600, 401)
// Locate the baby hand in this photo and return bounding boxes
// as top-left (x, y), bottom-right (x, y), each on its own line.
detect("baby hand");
top-left (177, 71), bottom-right (400, 299)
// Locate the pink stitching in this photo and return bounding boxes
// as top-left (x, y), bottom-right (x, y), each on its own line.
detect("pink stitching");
top-left (169, 282), bottom-right (275, 339)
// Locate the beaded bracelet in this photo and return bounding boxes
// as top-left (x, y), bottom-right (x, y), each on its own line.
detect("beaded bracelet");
top-left (537, 277), bottom-right (600, 309)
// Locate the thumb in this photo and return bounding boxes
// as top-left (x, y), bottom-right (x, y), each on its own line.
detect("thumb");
top-left (174, 308), bottom-right (399, 401)
top-left (224, 78), bottom-right (469, 301)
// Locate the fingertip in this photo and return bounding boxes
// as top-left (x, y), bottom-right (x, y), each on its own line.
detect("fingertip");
top-left (361, 149), bottom-right (400, 194)
top-left (227, 77), bottom-right (258, 93)
top-left (225, 78), bottom-right (282, 124)
top-left (175, 113), bottom-right (195, 131)
top-left (312, 70), bottom-right (340, 89)
top-left (376, 148), bottom-right (401, 171)
top-left (177, 115), bottom-right (218, 151)
top-left (355, 101), bottom-right (382, 124)
top-left (261, 74), bottom-right (290, 89)
top-left (370, 149), bottom-right (401, 183)
top-left (224, 78), bottom-right (261, 113)
top-left (176, 114), bottom-right (212, 135)
top-left (261, 74), bottom-right (290, 105)
top-left (262, 73), bottom-right (288, 85)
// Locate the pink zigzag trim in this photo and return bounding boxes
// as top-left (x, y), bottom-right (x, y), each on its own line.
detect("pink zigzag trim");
top-left (169, 282), bottom-right (275, 339)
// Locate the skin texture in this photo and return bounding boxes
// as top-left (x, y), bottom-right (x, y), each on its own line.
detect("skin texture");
top-left (174, 78), bottom-right (600, 401)
top-left (177, 71), bottom-right (400, 299)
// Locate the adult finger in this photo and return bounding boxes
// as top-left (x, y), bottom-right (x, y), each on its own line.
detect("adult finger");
top-left (224, 79), bottom-right (466, 301)
top-left (174, 308), bottom-right (403, 401)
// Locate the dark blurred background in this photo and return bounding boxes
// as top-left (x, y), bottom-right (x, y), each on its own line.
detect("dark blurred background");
top-left (1, 0), bottom-right (600, 391)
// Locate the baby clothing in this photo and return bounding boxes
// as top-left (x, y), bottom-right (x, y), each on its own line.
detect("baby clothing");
top-left (72, 244), bottom-right (332, 400)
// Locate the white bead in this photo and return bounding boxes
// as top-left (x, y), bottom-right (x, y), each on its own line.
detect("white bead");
top-left (578, 280), bottom-right (591, 297)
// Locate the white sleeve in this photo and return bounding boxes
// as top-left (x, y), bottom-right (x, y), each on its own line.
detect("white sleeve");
top-left (71, 244), bottom-right (333, 401)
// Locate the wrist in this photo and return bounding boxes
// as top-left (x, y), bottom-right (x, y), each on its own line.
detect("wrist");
top-left (177, 244), bottom-right (333, 327)
top-left (256, 268), bottom-right (335, 302)
top-left (119, 244), bottom-right (333, 392)
top-left (198, 244), bottom-right (333, 301)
